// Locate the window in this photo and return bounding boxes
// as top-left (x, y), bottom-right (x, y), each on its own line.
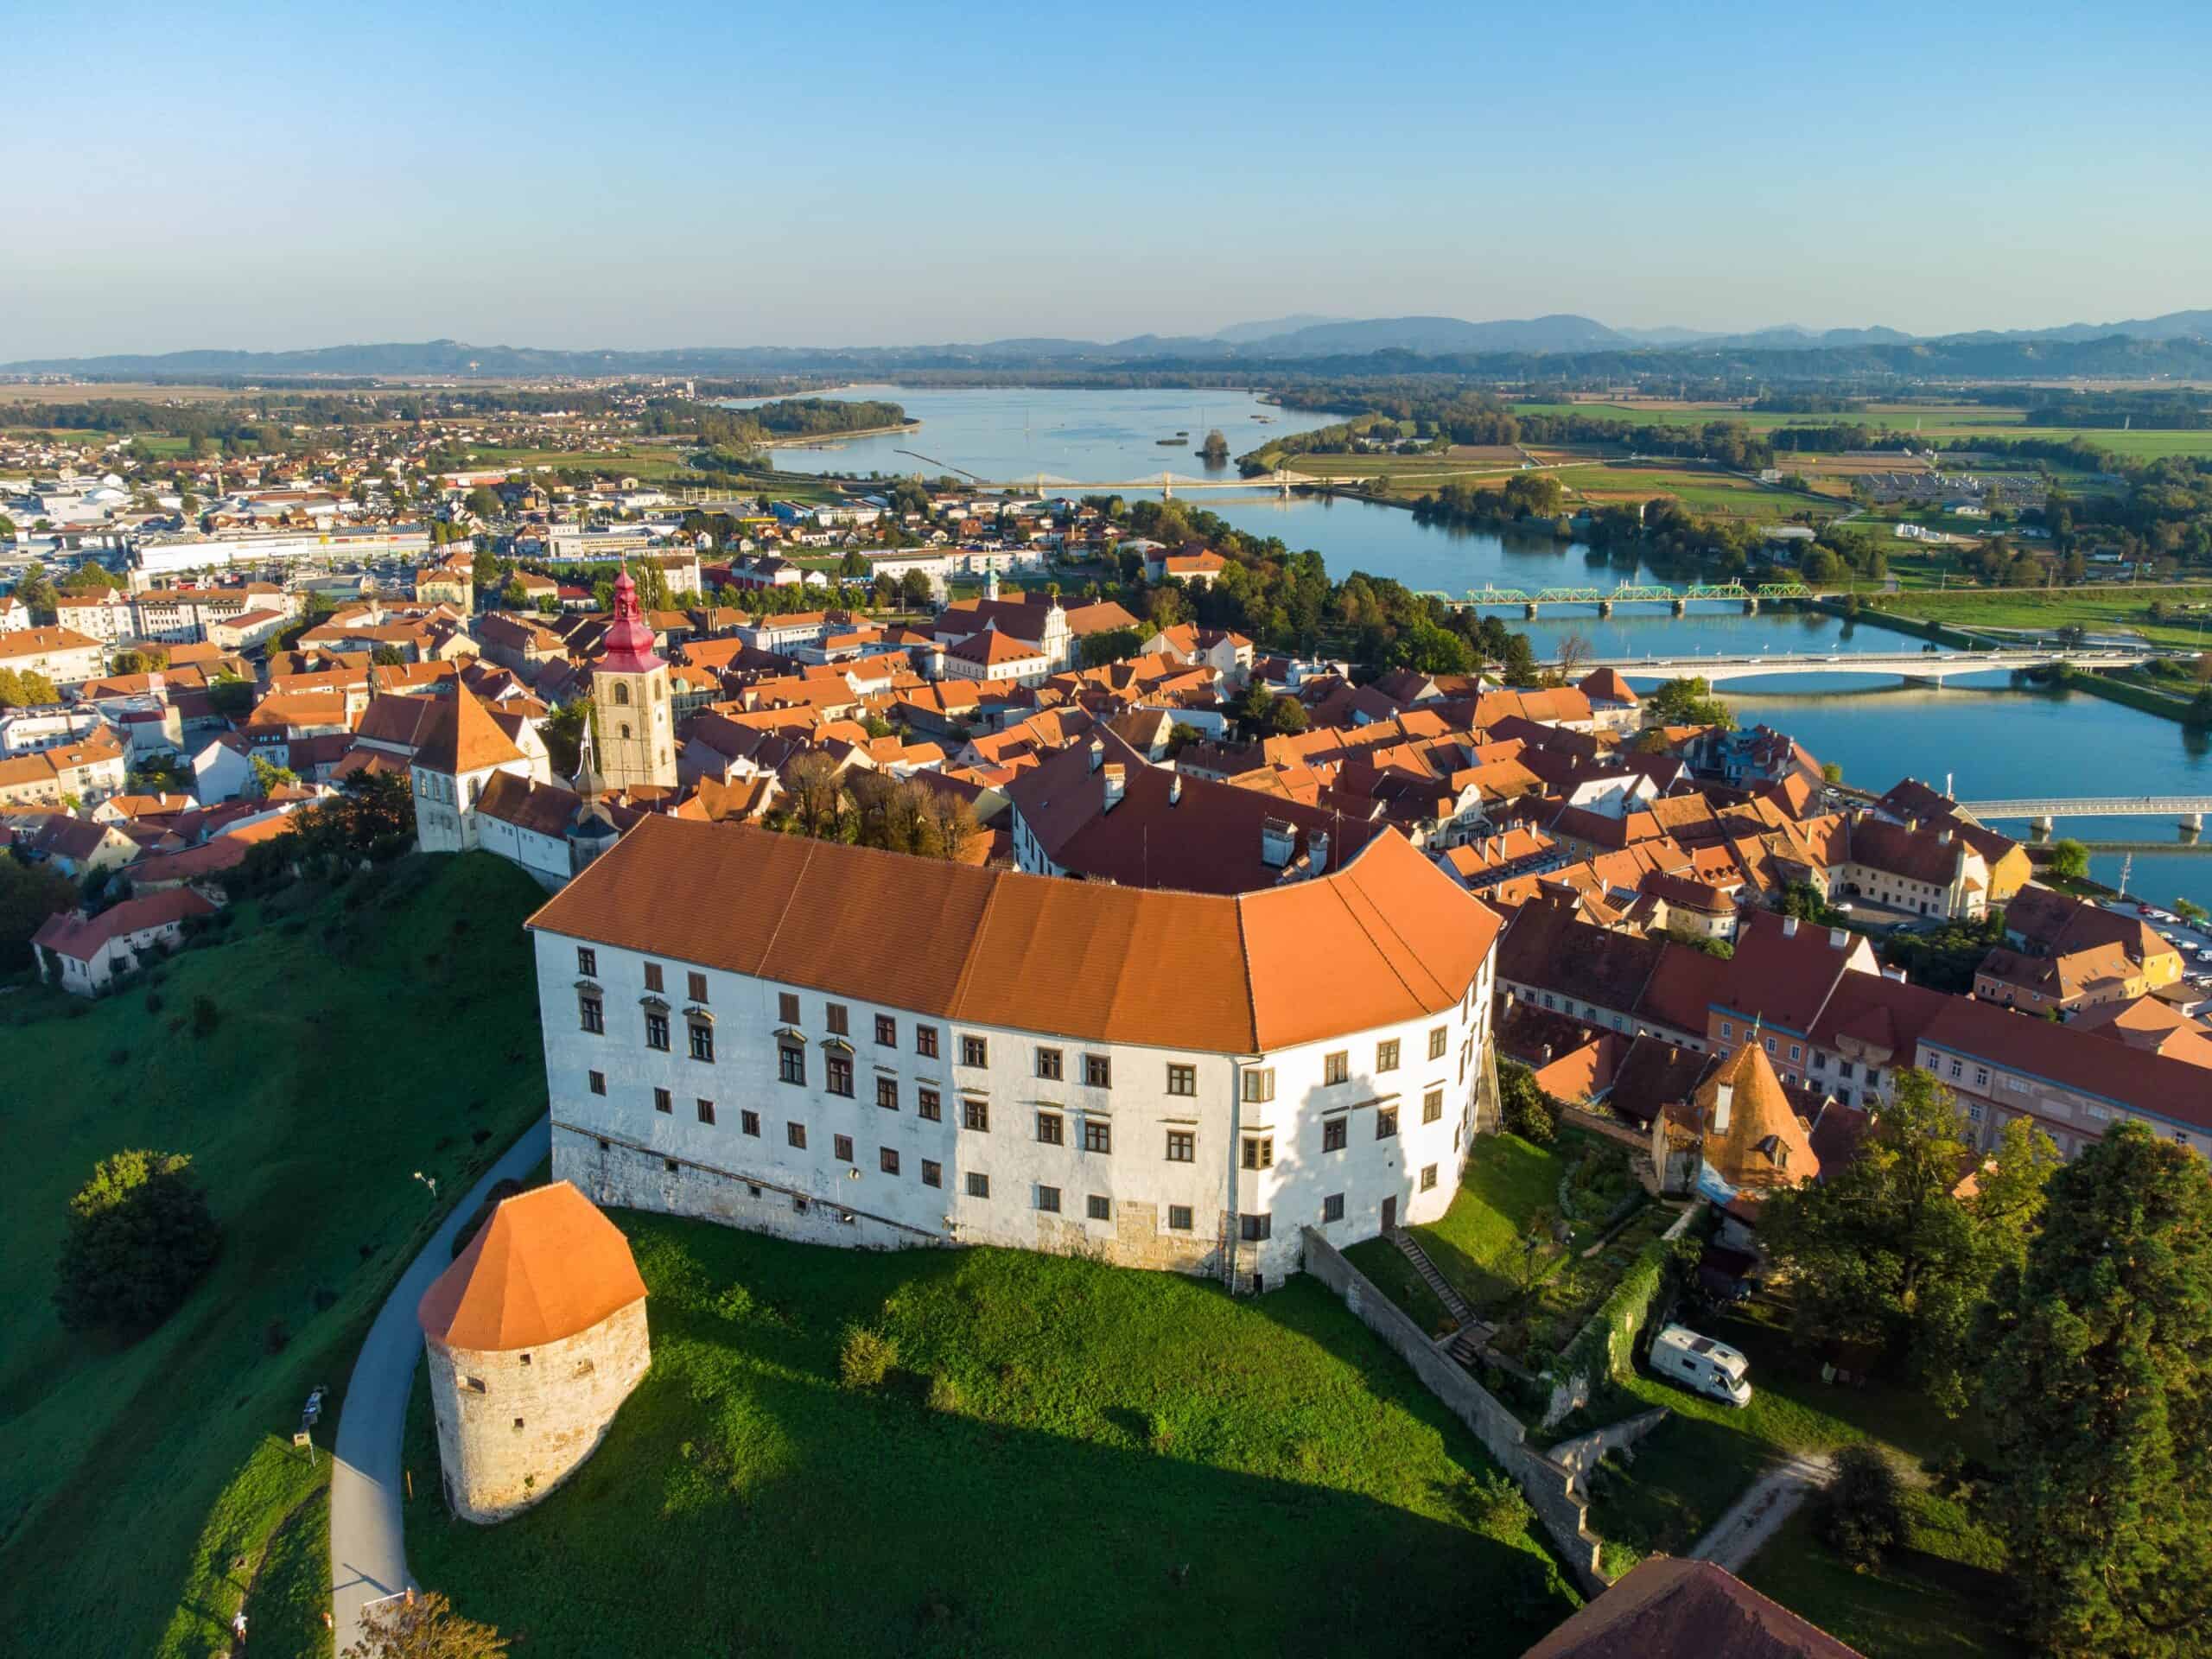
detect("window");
top-left (588, 1070), bottom-right (606, 1096)
top-left (1323, 1117), bottom-right (1347, 1152)
top-left (1084, 1053), bottom-right (1111, 1089)
top-left (1788, 1044), bottom-right (1802, 1062)
top-left (1423, 1088), bottom-right (1443, 1124)
top-left (834, 1134), bottom-right (854, 1164)
top-left (1242, 1067), bottom-right (1274, 1103)
top-left (644, 962), bottom-right (664, 993)
top-left (870, 1075), bottom-right (897, 1111)
top-left (653, 1087), bottom-right (672, 1114)
top-left (1242, 1135), bottom-right (1273, 1170)
top-left (1720, 1020), bottom-right (1733, 1039)
top-left (1083, 1119), bottom-right (1110, 1154)
top-left (1837, 1058), bottom-right (1856, 1080)
top-left (1764, 1037), bottom-right (1777, 1055)
top-left (688, 970), bottom-right (708, 1004)
top-left (779, 992), bottom-right (801, 1024)
top-left (1036, 1046), bottom-right (1064, 1081)
top-left (1165, 1129), bottom-right (1195, 1163)
top-left (1239, 1212), bottom-right (1272, 1243)
top-left (826, 1055), bottom-right (854, 1097)
top-left (1085, 1194), bottom-right (1111, 1222)
top-left (880, 1147), bottom-right (899, 1176)
top-left (1036, 1185), bottom-right (1061, 1214)
top-left (696, 1098), bottom-right (715, 1126)
top-left (778, 1043), bottom-right (805, 1086)
top-left (1376, 1039), bottom-right (1400, 1073)
top-left (578, 992), bottom-right (603, 1033)
top-left (961, 1034), bottom-right (988, 1067)
top-left (741, 1109), bottom-right (760, 1137)
top-left (1866, 1070), bottom-right (1882, 1090)
top-left (1376, 1108), bottom-right (1399, 1140)
top-left (1168, 1205), bottom-right (1194, 1232)
top-left (1421, 1163), bottom-right (1439, 1192)
top-left (963, 1098), bottom-right (989, 1133)
top-left (825, 1001), bottom-right (849, 1037)
top-left (645, 1011), bottom-right (670, 1052)
top-left (1166, 1063), bottom-right (1196, 1096)
top-left (917, 1024), bottom-right (939, 1059)
top-left (1974, 1066), bottom-right (1991, 1089)
top-left (874, 1014), bottom-right (896, 1047)
top-left (1948, 1059), bottom-right (1964, 1080)
top-left (787, 1122), bottom-right (807, 1150)
top-left (576, 946), bottom-right (596, 976)
top-left (1325, 1050), bottom-right (1350, 1085)
top-left (1428, 1026), bottom-right (1447, 1061)
top-left (922, 1160), bottom-right (942, 1188)
top-left (688, 1021), bottom-right (714, 1063)
top-left (1322, 1193), bottom-right (1345, 1224)
top-left (918, 1086), bottom-right (941, 1122)
top-left (1036, 1110), bottom-right (1064, 1146)
top-left (966, 1172), bottom-right (990, 1198)
top-left (1811, 1052), bottom-right (1827, 1071)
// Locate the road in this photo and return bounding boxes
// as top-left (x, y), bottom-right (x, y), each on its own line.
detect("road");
top-left (327, 1115), bottom-right (550, 1650)
top-left (1690, 1452), bottom-right (1834, 1573)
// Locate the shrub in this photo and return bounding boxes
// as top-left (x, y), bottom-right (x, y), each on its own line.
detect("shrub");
top-left (143, 990), bottom-right (162, 1014)
top-left (925, 1373), bottom-right (965, 1414)
top-left (839, 1324), bottom-right (899, 1389)
top-left (189, 993), bottom-right (220, 1036)
top-left (1462, 1468), bottom-right (1534, 1540)
top-left (54, 1149), bottom-right (222, 1333)
top-left (1821, 1444), bottom-right (1905, 1567)
top-left (1499, 1060), bottom-right (1555, 1146)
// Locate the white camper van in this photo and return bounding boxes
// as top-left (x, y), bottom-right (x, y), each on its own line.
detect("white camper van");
top-left (1650, 1324), bottom-right (1753, 1408)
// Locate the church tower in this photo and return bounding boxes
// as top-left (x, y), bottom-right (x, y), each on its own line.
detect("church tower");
top-left (593, 567), bottom-right (676, 793)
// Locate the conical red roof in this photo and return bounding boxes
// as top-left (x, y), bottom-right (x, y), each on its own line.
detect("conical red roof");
top-left (418, 1181), bottom-right (646, 1351)
top-left (598, 568), bottom-right (664, 674)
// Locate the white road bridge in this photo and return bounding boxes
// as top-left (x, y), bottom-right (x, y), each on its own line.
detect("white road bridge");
top-left (1960, 796), bottom-right (2212, 831)
top-left (1592, 646), bottom-right (2159, 685)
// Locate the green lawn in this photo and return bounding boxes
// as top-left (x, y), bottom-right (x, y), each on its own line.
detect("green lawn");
top-left (1579, 1307), bottom-right (2017, 1657)
top-left (1405, 1131), bottom-right (1573, 1306)
top-left (0, 853), bottom-right (552, 1657)
top-left (1549, 464), bottom-right (1836, 524)
top-left (404, 1217), bottom-right (1582, 1656)
top-left (1866, 584), bottom-right (2212, 649)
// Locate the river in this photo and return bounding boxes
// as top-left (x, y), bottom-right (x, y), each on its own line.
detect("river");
top-left (745, 386), bottom-right (2212, 912)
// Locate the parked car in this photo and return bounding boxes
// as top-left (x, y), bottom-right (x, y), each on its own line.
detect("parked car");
top-left (1649, 1324), bottom-right (1753, 1408)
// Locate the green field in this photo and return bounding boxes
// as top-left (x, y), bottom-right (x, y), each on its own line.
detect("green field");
top-left (403, 1217), bottom-right (1580, 1656)
top-left (1507, 403), bottom-right (2212, 461)
top-left (1581, 1307), bottom-right (2017, 1658)
top-left (0, 853), bottom-right (551, 1658)
top-left (1862, 584), bottom-right (2212, 648)
top-left (1550, 463), bottom-right (1836, 523)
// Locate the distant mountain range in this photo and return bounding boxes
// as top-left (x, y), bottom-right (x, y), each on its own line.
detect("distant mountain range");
top-left (6, 308), bottom-right (2212, 380)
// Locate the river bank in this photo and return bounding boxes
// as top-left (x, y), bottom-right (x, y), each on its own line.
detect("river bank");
top-left (758, 419), bottom-right (923, 449)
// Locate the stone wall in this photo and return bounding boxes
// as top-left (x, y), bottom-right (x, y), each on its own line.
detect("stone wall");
top-left (429, 1297), bottom-right (650, 1522)
top-left (1300, 1228), bottom-right (1604, 1594)
top-left (1546, 1406), bottom-right (1671, 1495)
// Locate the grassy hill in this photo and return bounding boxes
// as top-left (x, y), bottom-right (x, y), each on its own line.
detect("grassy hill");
top-left (404, 1216), bottom-right (1582, 1656)
top-left (0, 852), bottom-right (551, 1658)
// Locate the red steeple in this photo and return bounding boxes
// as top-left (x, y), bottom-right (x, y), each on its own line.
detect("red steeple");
top-left (598, 566), bottom-right (664, 675)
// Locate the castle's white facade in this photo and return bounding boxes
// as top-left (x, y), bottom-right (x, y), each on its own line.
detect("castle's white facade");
top-left (528, 815), bottom-right (1503, 1289)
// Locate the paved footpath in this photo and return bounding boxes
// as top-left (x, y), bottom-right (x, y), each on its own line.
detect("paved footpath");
top-left (328, 1115), bottom-right (550, 1650)
top-left (1690, 1452), bottom-right (1834, 1574)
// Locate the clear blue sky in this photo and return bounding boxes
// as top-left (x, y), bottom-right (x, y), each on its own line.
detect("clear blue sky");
top-left (12, 0), bottom-right (2212, 357)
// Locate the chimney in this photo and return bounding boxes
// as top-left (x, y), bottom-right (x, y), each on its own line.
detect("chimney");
top-left (1260, 817), bottom-right (1295, 868)
top-left (1309, 830), bottom-right (1330, 877)
top-left (1939, 828), bottom-right (1953, 845)
top-left (1168, 773), bottom-right (1183, 806)
top-left (1829, 925), bottom-right (1850, 949)
top-left (1102, 764), bottom-right (1125, 813)
top-left (1713, 1080), bottom-right (1734, 1134)
top-left (1782, 915), bottom-right (1799, 938)
top-left (1087, 737), bottom-right (1103, 772)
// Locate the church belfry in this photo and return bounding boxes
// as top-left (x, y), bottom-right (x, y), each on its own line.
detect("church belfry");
top-left (594, 567), bottom-right (676, 792)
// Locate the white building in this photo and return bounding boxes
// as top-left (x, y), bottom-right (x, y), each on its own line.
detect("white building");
top-left (410, 690), bottom-right (536, 855)
top-left (527, 816), bottom-right (1503, 1291)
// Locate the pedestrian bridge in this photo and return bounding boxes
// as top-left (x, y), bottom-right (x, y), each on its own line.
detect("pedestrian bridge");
top-left (1960, 796), bottom-right (2212, 830)
top-left (1593, 646), bottom-right (2157, 686)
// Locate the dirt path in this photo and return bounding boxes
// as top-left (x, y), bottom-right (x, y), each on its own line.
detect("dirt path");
top-left (1692, 1452), bottom-right (1834, 1573)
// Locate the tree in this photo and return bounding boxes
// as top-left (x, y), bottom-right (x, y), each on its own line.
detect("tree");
top-left (0, 667), bottom-right (62, 709)
top-left (1821, 1444), bottom-right (1906, 1567)
top-left (250, 755), bottom-right (299, 798)
top-left (1642, 676), bottom-right (1735, 731)
top-left (1498, 1060), bottom-right (1554, 1146)
top-left (371, 643), bottom-right (408, 667)
top-left (1198, 429), bottom-right (1230, 465)
top-left (1977, 1122), bottom-right (2212, 1656)
top-left (1762, 1069), bottom-right (2058, 1407)
top-left (0, 855), bottom-right (78, 969)
top-left (1552, 631), bottom-right (1592, 683)
top-left (464, 486), bottom-right (502, 521)
top-left (2046, 838), bottom-right (2090, 881)
top-left (1820, 761), bottom-right (1843, 785)
top-left (342, 1588), bottom-right (509, 1659)
top-left (1269, 695), bottom-right (1308, 735)
top-left (54, 1150), bottom-right (222, 1333)
top-left (2176, 899), bottom-right (2209, 927)
top-left (13, 561), bottom-right (56, 620)
top-left (1078, 626), bottom-right (1146, 668)
top-left (899, 570), bottom-right (934, 610)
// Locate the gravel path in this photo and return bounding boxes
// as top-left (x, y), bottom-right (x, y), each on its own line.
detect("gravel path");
top-left (1691, 1452), bottom-right (1834, 1573)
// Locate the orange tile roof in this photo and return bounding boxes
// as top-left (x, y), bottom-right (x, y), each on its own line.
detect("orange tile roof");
top-left (414, 689), bottom-right (526, 775)
top-left (417, 1181), bottom-right (647, 1351)
top-left (528, 816), bottom-right (1497, 1055)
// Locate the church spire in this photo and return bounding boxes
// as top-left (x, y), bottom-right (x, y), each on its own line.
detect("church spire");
top-left (598, 561), bottom-right (664, 674)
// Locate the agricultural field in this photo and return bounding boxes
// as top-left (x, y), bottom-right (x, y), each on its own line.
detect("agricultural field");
top-left (0, 853), bottom-right (551, 1659)
top-left (1549, 462), bottom-right (1837, 523)
top-left (1864, 584), bottom-right (2212, 649)
top-left (403, 1217), bottom-right (1581, 1657)
top-left (1580, 1307), bottom-right (2018, 1659)
top-left (1270, 448), bottom-right (1534, 484)
top-left (1510, 402), bottom-right (2212, 461)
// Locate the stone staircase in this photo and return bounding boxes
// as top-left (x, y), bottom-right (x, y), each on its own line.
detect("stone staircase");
top-left (1391, 1228), bottom-right (1472, 1325)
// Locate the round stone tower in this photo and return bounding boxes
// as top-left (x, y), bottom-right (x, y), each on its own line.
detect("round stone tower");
top-left (416, 1180), bottom-right (650, 1522)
